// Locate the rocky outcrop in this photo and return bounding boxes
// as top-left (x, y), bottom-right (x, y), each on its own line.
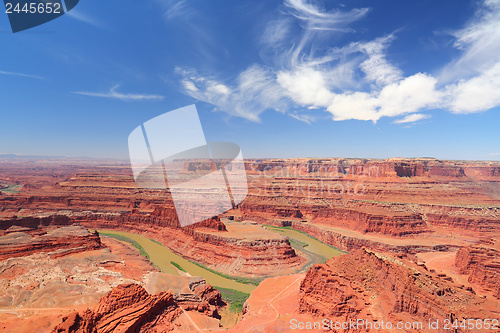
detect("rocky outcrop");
top-left (0, 224), bottom-right (102, 261)
top-left (52, 284), bottom-right (179, 333)
top-left (145, 273), bottom-right (224, 319)
top-left (52, 280), bottom-right (224, 333)
top-left (455, 240), bottom-right (500, 299)
top-left (300, 249), bottom-right (500, 332)
top-left (427, 213), bottom-right (500, 231)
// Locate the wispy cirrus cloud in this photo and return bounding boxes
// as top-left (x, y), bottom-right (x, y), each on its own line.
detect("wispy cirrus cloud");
top-left (357, 35), bottom-right (403, 86)
top-left (393, 113), bottom-right (431, 124)
top-left (442, 0), bottom-right (500, 113)
top-left (0, 70), bottom-right (44, 80)
top-left (162, 0), bottom-right (191, 20)
top-left (74, 85), bottom-right (164, 101)
top-left (66, 10), bottom-right (105, 29)
top-left (178, 66), bottom-right (288, 122)
top-left (64, 4), bottom-right (105, 29)
top-left (283, 0), bottom-right (369, 32)
top-left (177, 0), bottom-right (500, 124)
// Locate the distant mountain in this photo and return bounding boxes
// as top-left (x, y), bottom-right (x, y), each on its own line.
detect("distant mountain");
top-left (0, 154), bottom-right (66, 160)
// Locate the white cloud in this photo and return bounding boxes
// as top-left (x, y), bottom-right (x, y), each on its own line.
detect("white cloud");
top-left (178, 66), bottom-right (288, 122)
top-left (446, 62), bottom-right (500, 113)
top-left (284, 0), bottom-right (369, 31)
top-left (177, 0), bottom-right (500, 124)
top-left (278, 70), bottom-right (440, 122)
top-left (358, 36), bottom-right (402, 86)
top-left (74, 85), bottom-right (164, 101)
top-left (0, 70), bottom-right (44, 80)
top-left (277, 67), bottom-right (334, 108)
top-left (438, 0), bottom-right (500, 113)
top-left (377, 73), bottom-right (441, 117)
top-left (440, 0), bottom-right (500, 82)
top-left (262, 18), bottom-right (293, 47)
top-left (393, 113), bottom-right (431, 124)
top-left (328, 92), bottom-right (378, 121)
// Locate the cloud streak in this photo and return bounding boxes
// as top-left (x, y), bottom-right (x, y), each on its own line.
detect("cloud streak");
top-left (283, 0), bottom-right (369, 31)
top-left (66, 8), bottom-right (104, 29)
top-left (393, 113), bottom-right (431, 124)
top-left (74, 85), bottom-right (164, 101)
top-left (0, 70), bottom-right (44, 80)
top-left (176, 0), bottom-right (500, 124)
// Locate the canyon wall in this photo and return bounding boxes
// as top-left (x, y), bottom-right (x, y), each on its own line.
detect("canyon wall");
top-left (300, 249), bottom-right (500, 332)
top-left (455, 239), bottom-right (500, 299)
top-left (0, 224), bottom-right (102, 261)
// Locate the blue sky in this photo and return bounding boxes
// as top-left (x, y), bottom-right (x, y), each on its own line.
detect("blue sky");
top-left (0, 0), bottom-right (499, 160)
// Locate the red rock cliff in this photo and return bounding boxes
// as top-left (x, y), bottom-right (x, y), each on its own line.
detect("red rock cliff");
top-left (455, 239), bottom-right (500, 299)
top-left (299, 249), bottom-right (499, 332)
top-left (52, 280), bottom-right (224, 333)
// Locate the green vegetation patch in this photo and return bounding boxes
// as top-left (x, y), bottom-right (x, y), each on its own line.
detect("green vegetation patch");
top-left (189, 261), bottom-right (263, 286)
top-left (265, 224), bottom-right (345, 254)
top-left (170, 261), bottom-right (187, 272)
top-left (150, 238), bottom-right (163, 245)
top-left (100, 232), bottom-right (150, 259)
top-left (0, 184), bottom-right (23, 194)
top-left (217, 287), bottom-right (250, 313)
top-left (289, 238), bottom-right (309, 248)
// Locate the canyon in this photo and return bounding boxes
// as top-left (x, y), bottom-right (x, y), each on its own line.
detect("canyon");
top-left (0, 156), bottom-right (499, 331)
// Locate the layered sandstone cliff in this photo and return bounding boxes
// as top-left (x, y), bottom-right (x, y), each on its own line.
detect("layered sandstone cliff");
top-left (245, 158), bottom-right (500, 181)
top-left (0, 215), bottom-right (72, 231)
top-left (455, 239), bottom-right (500, 299)
top-left (299, 249), bottom-right (500, 332)
top-left (0, 224), bottom-right (102, 261)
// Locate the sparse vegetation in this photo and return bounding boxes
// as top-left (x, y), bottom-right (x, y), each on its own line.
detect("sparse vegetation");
top-left (149, 238), bottom-right (163, 245)
top-left (289, 238), bottom-right (309, 248)
top-left (170, 261), bottom-right (187, 272)
top-left (265, 224), bottom-right (346, 254)
top-left (0, 184), bottom-right (23, 194)
top-left (100, 233), bottom-right (150, 259)
top-left (189, 261), bottom-right (263, 286)
top-left (217, 287), bottom-right (250, 313)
